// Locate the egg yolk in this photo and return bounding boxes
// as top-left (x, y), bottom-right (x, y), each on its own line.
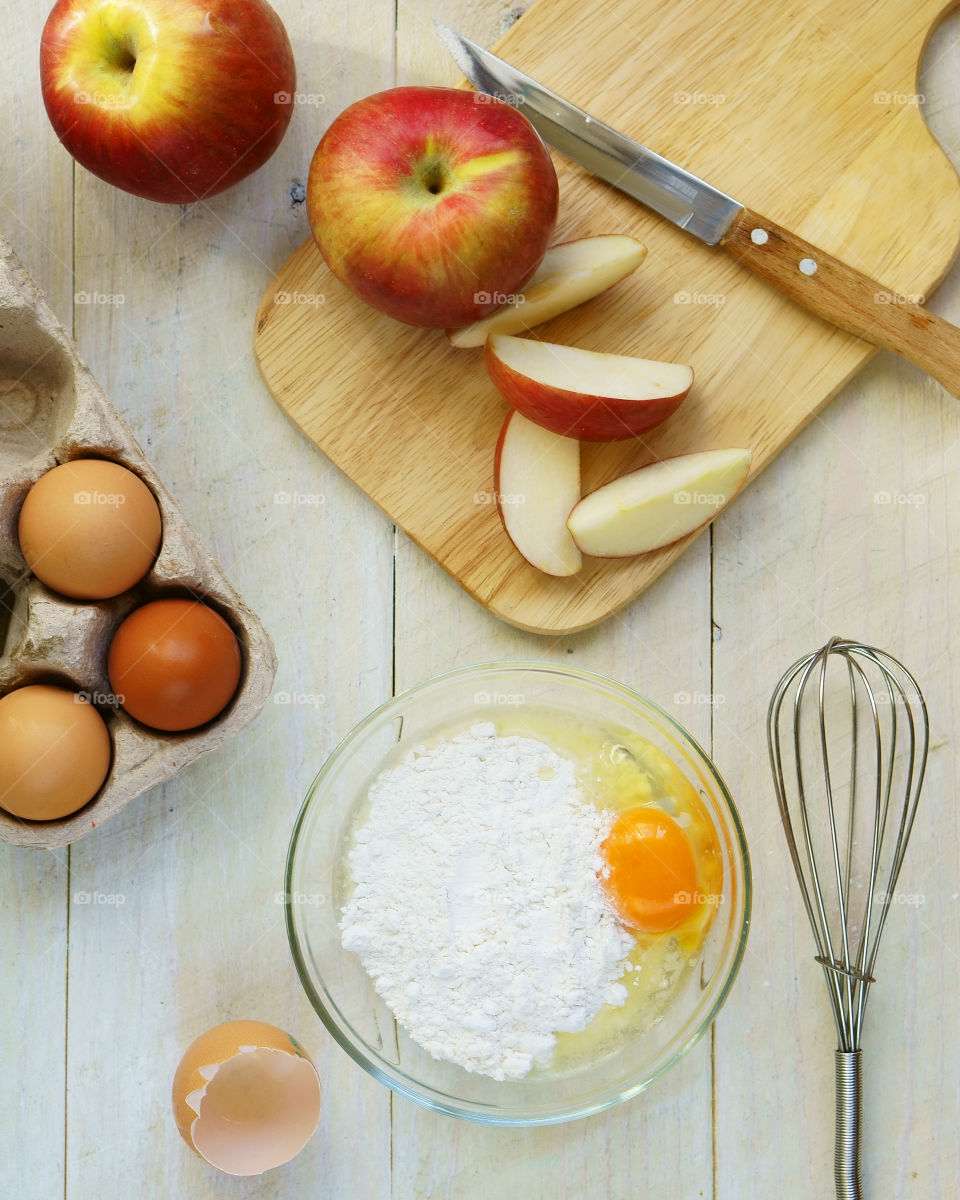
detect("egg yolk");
top-left (601, 807), bottom-right (700, 933)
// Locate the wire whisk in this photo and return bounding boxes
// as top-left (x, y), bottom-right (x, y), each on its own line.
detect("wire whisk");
top-left (767, 637), bottom-right (928, 1200)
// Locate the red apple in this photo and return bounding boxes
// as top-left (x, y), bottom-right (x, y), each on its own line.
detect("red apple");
top-left (567, 448), bottom-right (753, 557)
top-left (485, 334), bottom-right (692, 440)
top-left (40, 0), bottom-right (296, 203)
top-left (447, 235), bottom-right (647, 348)
top-left (307, 87), bottom-right (559, 328)
top-left (493, 410), bottom-right (582, 577)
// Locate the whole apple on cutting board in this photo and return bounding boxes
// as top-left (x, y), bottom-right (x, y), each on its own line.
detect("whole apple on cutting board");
top-left (306, 86), bottom-right (560, 329)
top-left (39, 0), bottom-right (295, 202)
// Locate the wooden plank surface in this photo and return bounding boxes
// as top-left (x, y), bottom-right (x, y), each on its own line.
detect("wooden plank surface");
top-left (0, 1), bottom-right (73, 1195)
top-left (712, 23), bottom-right (960, 1198)
top-left (63, 3), bottom-right (398, 1191)
top-left (255, 0), bottom-right (960, 634)
top-left (2, 0), bottom-right (960, 1198)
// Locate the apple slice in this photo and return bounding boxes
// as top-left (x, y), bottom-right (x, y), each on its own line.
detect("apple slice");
top-left (485, 335), bottom-right (692, 441)
top-left (448, 235), bottom-right (647, 348)
top-left (567, 448), bottom-right (753, 557)
top-left (493, 411), bottom-right (582, 576)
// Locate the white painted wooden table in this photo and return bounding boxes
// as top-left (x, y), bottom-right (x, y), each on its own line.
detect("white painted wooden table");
top-left (2, 2), bottom-right (959, 1197)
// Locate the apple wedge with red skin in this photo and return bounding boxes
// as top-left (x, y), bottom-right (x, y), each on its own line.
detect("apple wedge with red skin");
top-left (567, 448), bottom-right (753, 558)
top-left (493, 411), bottom-right (582, 577)
top-left (448, 235), bottom-right (647, 348)
top-left (485, 335), bottom-right (693, 441)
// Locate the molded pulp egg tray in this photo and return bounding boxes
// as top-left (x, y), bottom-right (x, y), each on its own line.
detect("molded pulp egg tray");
top-left (0, 235), bottom-right (277, 850)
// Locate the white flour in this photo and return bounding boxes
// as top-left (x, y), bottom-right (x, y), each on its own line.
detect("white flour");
top-left (339, 722), bottom-right (634, 1080)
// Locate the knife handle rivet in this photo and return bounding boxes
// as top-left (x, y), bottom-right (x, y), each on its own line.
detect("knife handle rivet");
top-left (750, 228), bottom-right (769, 245)
top-left (799, 257), bottom-right (818, 276)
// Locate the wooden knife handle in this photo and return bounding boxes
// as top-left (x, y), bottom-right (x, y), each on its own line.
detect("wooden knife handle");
top-left (721, 206), bottom-right (960, 397)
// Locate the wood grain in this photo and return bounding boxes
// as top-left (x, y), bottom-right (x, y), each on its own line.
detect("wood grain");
top-left (722, 205), bottom-right (960, 396)
top-left (255, 0), bottom-right (960, 634)
top-left (3, 0), bottom-right (960, 1198)
top-left (64, 3), bottom-right (396, 1198)
top-left (0, 0), bottom-right (73, 1193)
top-left (711, 20), bottom-right (960, 1197)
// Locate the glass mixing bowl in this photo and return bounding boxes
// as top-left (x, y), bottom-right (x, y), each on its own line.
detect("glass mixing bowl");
top-left (285, 662), bottom-right (750, 1125)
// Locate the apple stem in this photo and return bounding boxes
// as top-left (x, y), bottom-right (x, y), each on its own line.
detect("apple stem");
top-left (112, 43), bottom-right (137, 72)
top-left (419, 161), bottom-right (448, 196)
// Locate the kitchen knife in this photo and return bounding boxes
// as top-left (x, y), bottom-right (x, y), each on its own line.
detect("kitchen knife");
top-left (438, 22), bottom-right (960, 397)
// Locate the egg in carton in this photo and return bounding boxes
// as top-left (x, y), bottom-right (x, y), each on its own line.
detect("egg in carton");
top-left (0, 235), bottom-right (277, 850)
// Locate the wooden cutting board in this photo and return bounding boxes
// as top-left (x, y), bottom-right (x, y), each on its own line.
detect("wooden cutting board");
top-left (254, 0), bottom-right (960, 634)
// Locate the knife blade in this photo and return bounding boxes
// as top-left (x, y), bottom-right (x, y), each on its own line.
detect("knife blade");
top-left (436, 21), bottom-right (741, 246)
top-left (437, 22), bottom-right (960, 398)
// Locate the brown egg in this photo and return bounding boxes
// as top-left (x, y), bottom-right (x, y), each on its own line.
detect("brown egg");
top-left (171, 1020), bottom-right (322, 1176)
top-left (0, 685), bottom-right (112, 820)
top-left (18, 459), bottom-right (162, 599)
top-left (108, 599), bottom-right (242, 731)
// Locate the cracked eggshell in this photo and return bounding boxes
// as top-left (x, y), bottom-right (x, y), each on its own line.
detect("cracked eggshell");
top-left (172, 1020), bottom-right (322, 1177)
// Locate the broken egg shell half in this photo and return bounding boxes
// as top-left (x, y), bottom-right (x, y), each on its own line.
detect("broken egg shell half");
top-left (171, 1019), bottom-right (322, 1176)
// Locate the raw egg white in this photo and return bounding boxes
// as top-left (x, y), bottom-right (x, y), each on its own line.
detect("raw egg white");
top-left (108, 599), bottom-right (242, 731)
top-left (18, 459), bottom-right (162, 600)
top-left (171, 1020), bottom-right (322, 1176)
top-left (0, 685), bottom-right (111, 820)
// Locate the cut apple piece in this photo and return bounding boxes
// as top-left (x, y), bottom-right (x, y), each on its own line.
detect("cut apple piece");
top-left (493, 411), bottom-right (582, 577)
top-left (485, 334), bottom-right (692, 441)
top-left (567, 448), bottom-right (753, 558)
top-left (448, 235), bottom-right (647, 348)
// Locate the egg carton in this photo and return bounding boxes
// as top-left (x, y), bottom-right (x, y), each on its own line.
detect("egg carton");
top-left (0, 235), bottom-right (277, 850)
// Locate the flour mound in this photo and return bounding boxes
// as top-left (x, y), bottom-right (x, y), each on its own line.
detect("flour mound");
top-left (339, 722), bottom-right (633, 1080)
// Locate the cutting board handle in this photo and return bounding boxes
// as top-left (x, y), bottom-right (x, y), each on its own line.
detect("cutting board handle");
top-left (722, 207), bottom-right (960, 397)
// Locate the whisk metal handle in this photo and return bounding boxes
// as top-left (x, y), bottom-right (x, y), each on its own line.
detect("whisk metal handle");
top-left (835, 1050), bottom-right (862, 1199)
